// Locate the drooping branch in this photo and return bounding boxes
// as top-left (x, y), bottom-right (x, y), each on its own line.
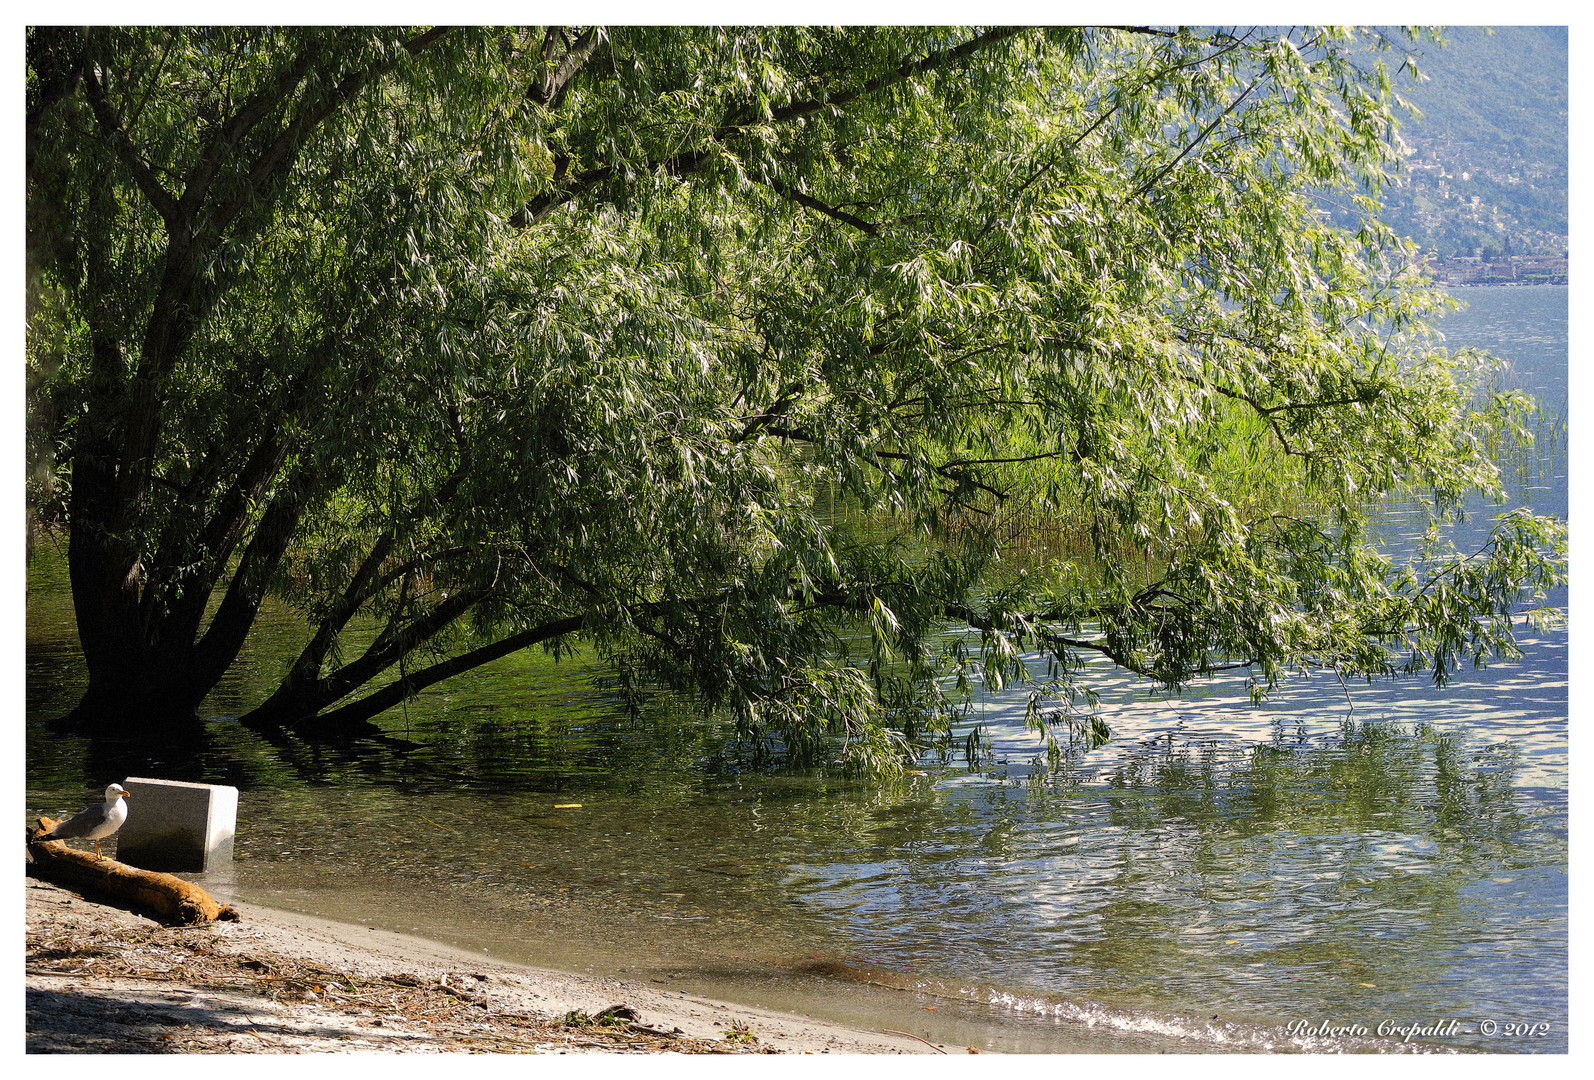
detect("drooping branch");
top-left (277, 582), bottom-right (725, 732)
top-left (303, 614), bottom-right (588, 730)
top-left (798, 585), bottom-right (1174, 680)
top-left (285, 576), bottom-right (498, 716)
top-left (733, 382), bottom-right (807, 442)
top-left (515, 149), bottom-right (713, 226)
top-left (753, 421), bottom-right (1009, 502)
top-left (403, 26), bottom-right (452, 55)
top-left (298, 528), bottom-right (399, 665)
top-left (248, 543), bottom-right (477, 725)
top-left (283, 536), bottom-right (477, 698)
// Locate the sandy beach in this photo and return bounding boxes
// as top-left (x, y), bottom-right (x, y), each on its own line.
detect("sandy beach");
top-left (24, 877), bottom-right (945, 1054)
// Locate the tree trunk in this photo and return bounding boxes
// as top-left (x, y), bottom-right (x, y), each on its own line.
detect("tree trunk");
top-left (59, 668), bottom-right (208, 738)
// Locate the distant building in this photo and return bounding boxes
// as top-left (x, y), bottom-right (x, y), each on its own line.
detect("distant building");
top-left (1422, 253), bottom-right (1568, 286)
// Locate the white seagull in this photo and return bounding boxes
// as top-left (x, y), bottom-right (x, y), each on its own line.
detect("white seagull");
top-left (40, 783), bottom-right (131, 860)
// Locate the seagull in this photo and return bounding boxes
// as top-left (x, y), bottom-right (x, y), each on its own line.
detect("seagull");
top-left (40, 783), bottom-right (131, 860)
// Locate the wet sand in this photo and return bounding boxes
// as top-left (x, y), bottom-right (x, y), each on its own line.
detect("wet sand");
top-left (24, 877), bottom-right (946, 1054)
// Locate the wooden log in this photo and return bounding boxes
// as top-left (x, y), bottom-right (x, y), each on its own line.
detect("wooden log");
top-left (26, 816), bottom-right (240, 925)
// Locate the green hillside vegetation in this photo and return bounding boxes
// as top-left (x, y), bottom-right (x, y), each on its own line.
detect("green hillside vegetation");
top-left (1403, 26), bottom-right (1566, 165)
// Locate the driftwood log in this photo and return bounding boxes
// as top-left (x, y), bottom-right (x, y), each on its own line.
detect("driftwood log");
top-left (26, 816), bottom-right (239, 925)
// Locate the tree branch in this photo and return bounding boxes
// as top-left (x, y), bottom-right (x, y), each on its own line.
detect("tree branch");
top-left (528, 26), bottom-right (602, 106)
top-left (179, 40), bottom-right (322, 221)
top-left (514, 27), bottom-right (1026, 227)
top-left (756, 26), bottom-right (1026, 128)
top-left (186, 468), bottom-right (322, 693)
top-left (1127, 71), bottom-right (1264, 202)
top-left (755, 174), bottom-right (881, 235)
top-left (81, 64), bottom-right (180, 225)
top-left (304, 615), bottom-right (588, 730)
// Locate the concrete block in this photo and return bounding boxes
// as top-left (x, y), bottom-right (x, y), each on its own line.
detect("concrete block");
top-left (117, 777), bottom-right (239, 873)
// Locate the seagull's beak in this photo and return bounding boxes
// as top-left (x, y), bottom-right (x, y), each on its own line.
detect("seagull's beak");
top-left (121, 791), bottom-right (131, 799)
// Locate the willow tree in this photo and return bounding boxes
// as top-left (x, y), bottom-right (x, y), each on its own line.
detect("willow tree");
top-left (26, 26), bottom-right (1564, 766)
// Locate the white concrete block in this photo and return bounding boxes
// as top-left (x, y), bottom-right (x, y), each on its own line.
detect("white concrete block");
top-left (117, 777), bottom-right (238, 873)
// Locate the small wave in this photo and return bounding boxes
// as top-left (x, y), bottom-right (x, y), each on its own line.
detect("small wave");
top-left (954, 983), bottom-right (1461, 1053)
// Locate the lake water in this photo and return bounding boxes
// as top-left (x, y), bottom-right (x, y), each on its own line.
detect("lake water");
top-left (25, 285), bottom-right (1568, 1053)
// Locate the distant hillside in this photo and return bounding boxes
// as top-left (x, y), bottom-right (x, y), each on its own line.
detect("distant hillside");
top-left (1327, 26), bottom-right (1569, 259)
top-left (1406, 27), bottom-right (1566, 161)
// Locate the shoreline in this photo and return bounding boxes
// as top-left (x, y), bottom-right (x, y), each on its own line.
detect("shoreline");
top-left (24, 877), bottom-right (943, 1054)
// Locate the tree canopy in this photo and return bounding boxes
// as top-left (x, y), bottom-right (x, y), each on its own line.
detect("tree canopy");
top-left (26, 25), bottom-right (1565, 771)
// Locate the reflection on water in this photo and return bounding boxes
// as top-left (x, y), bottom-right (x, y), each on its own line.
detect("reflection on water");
top-left (791, 643), bottom-right (1566, 1050)
top-left (25, 286), bottom-right (1567, 1053)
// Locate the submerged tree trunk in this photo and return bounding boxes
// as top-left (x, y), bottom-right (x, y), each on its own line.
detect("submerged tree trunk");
top-left (58, 442), bottom-right (307, 738)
